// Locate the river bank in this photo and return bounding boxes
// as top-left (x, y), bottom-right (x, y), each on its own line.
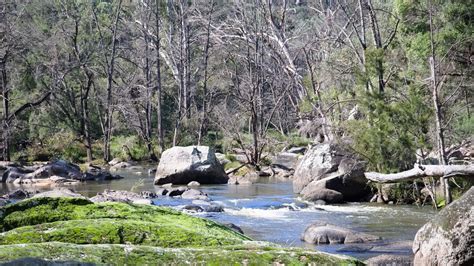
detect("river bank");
top-left (0, 166), bottom-right (436, 261)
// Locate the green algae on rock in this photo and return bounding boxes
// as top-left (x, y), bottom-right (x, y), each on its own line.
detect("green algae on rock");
top-left (0, 218), bottom-right (246, 247)
top-left (0, 197), bottom-right (249, 246)
top-left (0, 242), bottom-right (363, 265)
top-left (0, 197), bottom-right (363, 265)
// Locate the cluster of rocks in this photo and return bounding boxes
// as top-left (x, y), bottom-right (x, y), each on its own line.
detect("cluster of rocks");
top-left (1, 160), bottom-right (123, 186)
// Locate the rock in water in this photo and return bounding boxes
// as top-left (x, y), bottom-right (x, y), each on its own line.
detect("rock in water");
top-left (365, 255), bottom-right (413, 266)
top-left (301, 222), bottom-right (380, 244)
top-left (293, 143), bottom-right (369, 203)
top-left (32, 188), bottom-right (85, 199)
top-left (413, 187), bottom-right (474, 266)
top-left (154, 146), bottom-right (228, 185)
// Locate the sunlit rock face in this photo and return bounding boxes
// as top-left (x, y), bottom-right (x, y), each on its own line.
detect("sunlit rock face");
top-left (413, 187), bottom-right (474, 266)
top-left (293, 142), bottom-right (369, 203)
top-left (154, 146), bottom-right (228, 185)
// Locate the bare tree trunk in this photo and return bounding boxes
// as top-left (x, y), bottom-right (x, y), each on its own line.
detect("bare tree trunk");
top-left (81, 72), bottom-right (93, 162)
top-left (197, 1), bottom-right (214, 145)
top-left (144, 27), bottom-right (157, 161)
top-left (155, 0), bottom-right (165, 152)
top-left (367, 0), bottom-right (384, 94)
top-left (428, 0), bottom-right (450, 204)
top-left (98, 0), bottom-right (123, 162)
top-left (1, 56), bottom-right (10, 161)
top-left (365, 164), bottom-right (474, 183)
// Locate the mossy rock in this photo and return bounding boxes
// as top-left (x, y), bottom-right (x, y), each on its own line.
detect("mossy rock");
top-left (0, 218), bottom-right (244, 247)
top-left (0, 242), bottom-right (363, 265)
top-left (0, 197), bottom-right (363, 265)
top-left (0, 197), bottom-right (249, 247)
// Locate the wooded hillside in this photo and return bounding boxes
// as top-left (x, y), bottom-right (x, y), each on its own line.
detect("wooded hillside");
top-left (1, 0), bottom-right (472, 173)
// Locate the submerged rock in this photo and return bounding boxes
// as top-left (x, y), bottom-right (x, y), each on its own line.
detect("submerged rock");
top-left (293, 143), bottom-right (369, 203)
top-left (413, 187), bottom-right (474, 266)
top-left (301, 222), bottom-right (380, 244)
top-left (154, 146), bottom-right (228, 185)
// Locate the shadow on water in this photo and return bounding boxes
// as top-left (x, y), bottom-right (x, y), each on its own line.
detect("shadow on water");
top-left (0, 167), bottom-right (435, 260)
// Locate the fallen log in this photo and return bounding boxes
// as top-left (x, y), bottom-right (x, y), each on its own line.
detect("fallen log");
top-left (365, 164), bottom-right (474, 183)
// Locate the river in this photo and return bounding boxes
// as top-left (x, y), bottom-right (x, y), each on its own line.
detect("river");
top-left (0, 166), bottom-right (436, 261)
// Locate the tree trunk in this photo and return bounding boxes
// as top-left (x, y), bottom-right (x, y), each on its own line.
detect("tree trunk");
top-left (197, 1), bottom-right (214, 146)
top-left (81, 72), bottom-right (93, 162)
top-left (365, 164), bottom-right (474, 183)
top-left (102, 0), bottom-right (122, 162)
top-left (155, 0), bottom-right (165, 153)
top-left (428, 0), bottom-right (450, 204)
top-left (1, 57), bottom-right (10, 161)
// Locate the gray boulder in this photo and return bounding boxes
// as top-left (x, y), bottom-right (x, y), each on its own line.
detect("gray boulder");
top-left (293, 143), bottom-right (369, 203)
top-left (365, 255), bottom-right (412, 266)
top-left (154, 146), bottom-right (228, 185)
top-left (26, 160), bottom-right (83, 180)
top-left (413, 187), bottom-right (474, 266)
top-left (301, 222), bottom-right (380, 244)
top-left (167, 187), bottom-right (187, 197)
top-left (181, 188), bottom-right (209, 201)
top-left (90, 189), bottom-right (154, 205)
top-left (84, 165), bottom-right (123, 181)
top-left (32, 188), bottom-right (85, 199)
top-left (272, 152), bottom-right (300, 171)
top-left (2, 167), bottom-right (34, 183)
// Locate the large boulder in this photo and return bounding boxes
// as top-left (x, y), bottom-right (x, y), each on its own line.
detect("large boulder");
top-left (293, 143), bottom-right (369, 203)
top-left (301, 222), bottom-right (380, 244)
top-left (2, 167), bottom-right (34, 183)
top-left (413, 187), bottom-right (474, 266)
top-left (26, 160), bottom-right (83, 180)
top-left (154, 146), bottom-right (228, 185)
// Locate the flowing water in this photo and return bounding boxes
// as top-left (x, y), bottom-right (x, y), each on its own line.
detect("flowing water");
top-left (0, 166), bottom-right (436, 261)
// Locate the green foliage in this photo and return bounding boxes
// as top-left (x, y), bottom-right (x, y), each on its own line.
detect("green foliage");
top-left (453, 113), bottom-right (474, 141)
top-left (13, 130), bottom-right (86, 163)
top-left (110, 135), bottom-right (148, 161)
top-left (346, 87), bottom-right (431, 172)
top-left (224, 161), bottom-right (241, 171)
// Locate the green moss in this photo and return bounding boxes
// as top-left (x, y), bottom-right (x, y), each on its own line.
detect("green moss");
top-left (0, 197), bottom-right (249, 245)
top-left (0, 242), bottom-right (363, 265)
top-left (224, 161), bottom-right (241, 171)
top-left (0, 197), bottom-right (364, 265)
top-left (0, 218), bottom-right (244, 247)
